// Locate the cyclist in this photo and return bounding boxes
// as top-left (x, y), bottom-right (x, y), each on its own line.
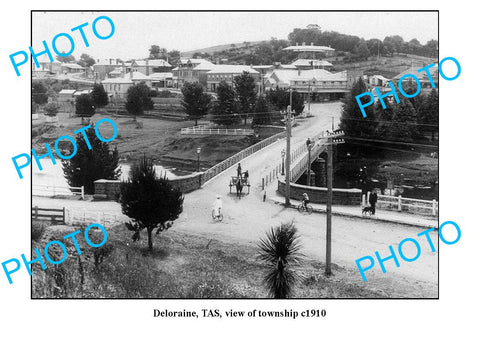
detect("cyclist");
top-left (212, 195), bottom-right (223, 219)
top-left (302, 192), bottom-right (310, 209)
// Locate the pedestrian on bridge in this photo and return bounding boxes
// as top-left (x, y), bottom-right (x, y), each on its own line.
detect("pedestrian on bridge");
top-left (237, 163), bottom-right (242, 178)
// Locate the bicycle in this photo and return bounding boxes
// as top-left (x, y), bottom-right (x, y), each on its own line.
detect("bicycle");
top-left (212, 208), bottom-right (224, 222)
top-left (297, 202), bottom-right (313, 214)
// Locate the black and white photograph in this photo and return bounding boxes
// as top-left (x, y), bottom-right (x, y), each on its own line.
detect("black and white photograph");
top-left (29, 10), bottom-right (440, 299)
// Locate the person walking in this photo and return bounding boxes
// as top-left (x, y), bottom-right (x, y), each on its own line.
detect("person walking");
top-left (237, 163), bottom-right (242, 179)
top-left (369, 190), bottom-right (378, 215)
top-left (212, 195), bottom-right (223, 220)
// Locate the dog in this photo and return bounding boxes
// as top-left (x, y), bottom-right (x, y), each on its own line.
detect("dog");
top-left (362, 206), bottom-right (374, 215)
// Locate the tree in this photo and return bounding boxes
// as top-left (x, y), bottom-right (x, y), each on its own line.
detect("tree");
top-left (56, 54), bottom-right (76, 63)
top-left (91, 84), bottom-right (109, 108)
top-left (149, 45), bottom-right (167, 59)
top-left (265, 87), bottom-right (303, 115)
top-left (78, 53), bottom-right (96, 67)
top-left (120, 157), bottom-right (184, 251)
top-left (211, 81), bottom-right (239, 126)
top-left (181, 82), bottom-right (211, 125)
top-left (234, 72), bottom-right (257, 125)
top-left (339, 77), bottom-right (378, 156)
top-left (389, 98), bottom-right (418, 142)
top-left (75, 94), bottom-right (96, 118)
top-left (32, 82), bottom-right (48, 108)
top-left (43, 102), bottom-right (60, 117)
top-left (167, 50), bottom-right (181, 66)
top-left (418, 89), bottom-right (438, 141)
top-left (252, 95), bottom-right (272, 125)
top-left (355, 42), bottom-right (370, 60)
top-left (62, 128), bottom-right (120, 195)
top-left (125, 83), bottom-right (154, 120)
top-left (257, 221), bottom-right (303, 299)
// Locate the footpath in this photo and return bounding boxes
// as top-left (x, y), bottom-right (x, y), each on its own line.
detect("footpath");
top-left (269, 192), bottom-right (438, 229)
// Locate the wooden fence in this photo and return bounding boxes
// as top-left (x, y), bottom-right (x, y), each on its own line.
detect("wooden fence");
top-left (32, 206), bottom-right (65, 224)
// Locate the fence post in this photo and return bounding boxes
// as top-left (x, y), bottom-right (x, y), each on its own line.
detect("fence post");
top-left (398, 195), bottom-right (402, 212)
top-left (262, 177), bottom-right (265, 190)
top-left (34, 206), bottom-right (38, 219)
top-left (62, 207), bottom-right (66, 224)
top-left (362, 194), bottom-right (366, 206)
top-left (432, 199), bottom-right (437, 216)
top-left (81, 186), bottom-right (84, 200)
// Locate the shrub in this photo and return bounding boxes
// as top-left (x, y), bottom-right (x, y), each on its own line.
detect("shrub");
top-left (32, 221), bottom-right (47, 242)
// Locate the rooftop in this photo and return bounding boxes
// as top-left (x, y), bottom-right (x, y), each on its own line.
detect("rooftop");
top-left (134, 59), bottom-right (171, 68)
top-left (291, 59), bottom-right (333, 68)
top-left (207, 65), bottom-right (259, 74)
top-left (283, 44), bottom-right (335, 52)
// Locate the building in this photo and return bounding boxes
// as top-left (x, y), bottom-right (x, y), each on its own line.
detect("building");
top-left (369, 75), bottom-right (390, 87)
top-left (291, 59), bottom-right (333, 71)
top-left (206, 65), bottom-right (261, 93)
top-left (131, 59), bottom-right (172, 76)
top-left (61, 63), bottom-right (85, 74)
top-left (93, 59), bottom-right (123, 81)
top-left (283, 43), bottom-right (336, 58)
top-left (173, 58), bottom-right (215, 87)
top-left (392, 63), bottom-right (439, 93)
top-left (101, 70), bottom-right (152, 99)
top-left (150, 72), bottom-right (174, 88)
top-left (265, 68), bottom-right (349, 101)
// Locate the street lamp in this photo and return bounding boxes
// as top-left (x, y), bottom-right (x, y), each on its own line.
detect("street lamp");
top-left (281, 149), bottom-right (286, 175)
top-left (307, 141), bottom-right (314, 186)
top-left (196, 147), bottom-right (201, 172)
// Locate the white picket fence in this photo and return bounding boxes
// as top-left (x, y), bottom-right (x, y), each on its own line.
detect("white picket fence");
top-left (374, 193), bottom-right (438, 216)
top-left (64, 208), bottom-right (127, 228)
top-left (33, 184), bottom-right (84, 200)
top-left (181, 126), bottom-right (254, 136)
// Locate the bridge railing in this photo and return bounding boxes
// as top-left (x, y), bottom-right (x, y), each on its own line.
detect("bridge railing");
top-left (201, 131), bottom-right (287, 185)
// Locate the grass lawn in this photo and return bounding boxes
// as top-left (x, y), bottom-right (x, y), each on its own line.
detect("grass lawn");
top-left (32, 220), bottom-right (425, 299)
top-left (32, 111), bottom-right (278, 170)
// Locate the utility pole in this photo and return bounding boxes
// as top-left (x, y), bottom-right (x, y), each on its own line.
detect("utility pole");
top-left (285, 104), bottom-right (292, 206)
top-left (319, 130), bottom-right (344, 276)
top-left (325, 141), bottom-right (333, 275)
top-left (331, 116), bottom-right (334, 130)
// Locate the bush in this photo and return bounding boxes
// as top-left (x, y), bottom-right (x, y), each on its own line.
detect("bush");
top-left (157, 90), bottom-right (172, 98)
top-left (32, 221), bottom-right (47, 242)
top-left (149, 89), bottom-right (158, 97)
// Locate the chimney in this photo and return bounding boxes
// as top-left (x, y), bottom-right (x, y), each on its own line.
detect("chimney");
top-left (109, 58), bottom-right (113, 65)
top-left (302, 42), bottom-right (306, 46)
top-left (296, 42), bottom-right (299, 46)
top-left (146, 59), bottom-right (149, 76)
top-left (311, 42), bottom-right (314, 46)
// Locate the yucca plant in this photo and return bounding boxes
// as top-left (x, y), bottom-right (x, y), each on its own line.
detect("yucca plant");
top-left (257, 221), bottom-right (303, 298)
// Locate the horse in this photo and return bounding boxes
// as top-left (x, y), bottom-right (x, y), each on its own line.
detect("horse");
top-left (235, 178), bottom-right (243, 198)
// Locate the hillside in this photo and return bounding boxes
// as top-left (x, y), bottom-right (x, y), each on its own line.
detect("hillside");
top-left (182, 40), bottom-right (266, 57)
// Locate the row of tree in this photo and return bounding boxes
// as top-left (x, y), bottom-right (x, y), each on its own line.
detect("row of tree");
top-left (339, 77), bottom-right (439, 157)
top-left (181, 72), bottom-right (304, 126)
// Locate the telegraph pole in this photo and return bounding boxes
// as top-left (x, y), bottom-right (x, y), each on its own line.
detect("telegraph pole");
top-left (319, 130), bottom-right (344, 276)
top-left (325, 141), bottom-right (333, 275)
top-left (285, 104), bottom-right (292, 206)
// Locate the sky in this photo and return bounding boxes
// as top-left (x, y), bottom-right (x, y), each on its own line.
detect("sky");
top-left (32, 11), bottom-right (438, 61)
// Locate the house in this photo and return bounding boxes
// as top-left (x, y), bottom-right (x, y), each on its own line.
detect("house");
top-left (369, 75), bottom-right (390, 87)
top-left (291, 59), bottom-right (333, 70)
top-left (131, 59), bottom-right (172, 75)
top-left (101, 70), bottom-right (152, 99)
top-left (173, 58), bottom-right (215, 87)
top-left (392, 63), bottom-right (439, 92)
top-left (93, 59), bottom-right (123, 81)
top-left (206, 65), bottom-right (261, 93)
top-left (31, 54), bottom-right (62, 76)
top-left (265, 68), bottom-right (348, 101)
top-left (150, 72), bottom-right (174, 88)
top-left (61, 63), bottom-right (85, 74)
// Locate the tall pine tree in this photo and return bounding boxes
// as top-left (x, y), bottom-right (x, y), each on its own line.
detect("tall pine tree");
top-left (211, 81), bottom-right (239, 126)
top-left (339, 77), bottom-right (378, 156)
top-left (62, 128), bottom-right (120, 194)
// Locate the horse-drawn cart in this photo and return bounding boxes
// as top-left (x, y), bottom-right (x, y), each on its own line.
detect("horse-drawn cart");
top-left (229, 176), bottom-right (251, 195)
